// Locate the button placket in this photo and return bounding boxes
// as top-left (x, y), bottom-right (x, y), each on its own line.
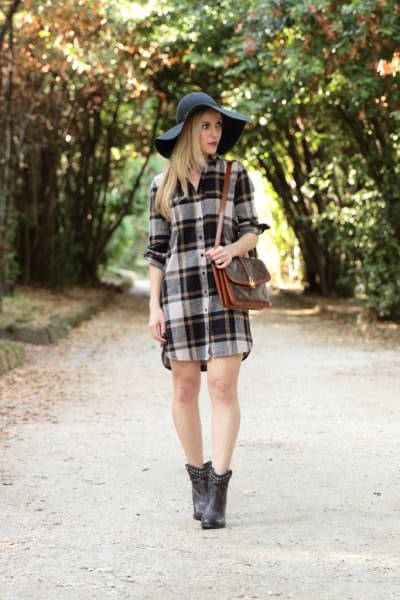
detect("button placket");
top-left (197, 200), bottom-right (211, 356)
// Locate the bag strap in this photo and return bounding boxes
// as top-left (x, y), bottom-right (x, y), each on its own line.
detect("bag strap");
top-left (214, 160), bottom-right (257, 258)
top-left (215, 161), bottom-right (233, 248)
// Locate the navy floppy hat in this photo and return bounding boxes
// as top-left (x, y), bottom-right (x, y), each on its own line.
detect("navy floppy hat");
top-left (155, 92), bottom-right (250, 158)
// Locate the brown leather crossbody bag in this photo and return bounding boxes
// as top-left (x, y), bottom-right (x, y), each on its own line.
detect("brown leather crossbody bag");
top-left (211, 162), bottom-right (272, 310)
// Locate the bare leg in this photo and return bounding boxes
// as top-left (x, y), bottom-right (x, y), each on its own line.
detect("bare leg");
top-left (207, 354), bottom-right (242, 475)
top-left (171, 360), bottom-right (203, 468)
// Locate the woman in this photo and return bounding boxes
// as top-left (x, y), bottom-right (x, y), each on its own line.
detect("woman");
top-left (144, 91), bottom-right (264, 529)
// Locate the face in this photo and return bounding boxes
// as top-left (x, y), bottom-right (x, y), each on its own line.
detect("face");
top-left (198, 109), bottom-right (223, 158)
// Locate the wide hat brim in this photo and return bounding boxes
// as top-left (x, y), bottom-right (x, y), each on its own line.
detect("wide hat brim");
top-left (155, 98), bottom-right (249, 159)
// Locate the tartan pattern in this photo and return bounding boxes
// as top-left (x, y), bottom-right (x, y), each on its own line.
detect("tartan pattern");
top-left (144, 155), bottom-right (262, 371)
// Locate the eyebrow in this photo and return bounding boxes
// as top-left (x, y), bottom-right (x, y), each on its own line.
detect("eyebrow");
top-left (200, 119), bottom-right (223, 124)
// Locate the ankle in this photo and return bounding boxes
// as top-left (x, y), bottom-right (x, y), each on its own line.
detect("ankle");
top-left (209, 465), bottom-right (232, 484)
top-left (186, 461), bottom-right (212, 478)
top-left (211, 463), bottom-right (231, 476)
top-left (188, 461), bottom-right (205, 469)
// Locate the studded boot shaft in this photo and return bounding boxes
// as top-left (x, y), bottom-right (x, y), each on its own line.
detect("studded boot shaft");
top-left (185, 461), bottom-right (212, 521)
top-left (201, 466), bottom-right (232, 529)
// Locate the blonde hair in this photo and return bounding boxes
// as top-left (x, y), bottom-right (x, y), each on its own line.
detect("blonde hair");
top-left (155, 110), bottom-right (207, 221)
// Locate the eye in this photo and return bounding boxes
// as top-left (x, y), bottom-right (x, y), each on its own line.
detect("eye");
top-left (216, 121), bottom-right (223, 129)
top-left (201, 123), bottom-right (210, 129)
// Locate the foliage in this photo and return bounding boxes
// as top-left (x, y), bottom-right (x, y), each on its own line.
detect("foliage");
top-left (1, 0), bottom-right (165, 286)
top-left (227, 0), bottom-right (399, 294)
top-left (104, 154), bottom-right (165, 272)
top-left (316, 184), bottom-right (400, 317)
top-left (222, 0), bottom-right (400, 314)
top-left (1, 0), bottom-right (400, 317)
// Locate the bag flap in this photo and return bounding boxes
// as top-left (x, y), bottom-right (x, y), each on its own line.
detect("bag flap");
top-left (225, 257), bottom-right (271, 287)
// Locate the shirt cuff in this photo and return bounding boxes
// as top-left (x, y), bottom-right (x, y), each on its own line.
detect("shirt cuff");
top-left (238, 222), bottom-right (270, 236)
top-left (143, 252), bottom-right (166, 272)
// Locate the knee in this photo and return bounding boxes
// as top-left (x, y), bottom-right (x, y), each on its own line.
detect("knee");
top-left (209, 377), bottom-right (236, 403)
top-left (174, 379), bottom-right (198, 403)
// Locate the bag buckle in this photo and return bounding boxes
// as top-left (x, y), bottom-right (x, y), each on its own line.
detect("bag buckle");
top-left (249, 277), bottom-right (256, 289)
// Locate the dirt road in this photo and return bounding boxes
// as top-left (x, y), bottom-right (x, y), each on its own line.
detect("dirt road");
top-left (0, 289), bottom-right (399, 600)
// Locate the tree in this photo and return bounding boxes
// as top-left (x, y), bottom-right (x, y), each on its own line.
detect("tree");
top-left (1, 0), bottom-right (167, 285)
top-left (0, 0), bottom-right (21, 50)
top-left (0, 0), bottom-right (22, 307)
top-left (225, 0), bottom-right (400, 310)
top-left (1, 0), bottom-right (399, 318)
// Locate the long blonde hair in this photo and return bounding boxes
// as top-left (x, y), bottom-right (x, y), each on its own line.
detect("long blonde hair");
top-left (155, 110), bottom-right (207, 221)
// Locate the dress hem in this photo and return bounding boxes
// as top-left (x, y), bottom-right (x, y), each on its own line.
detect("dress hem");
top-left (161, 346), bottom-right (252, 372)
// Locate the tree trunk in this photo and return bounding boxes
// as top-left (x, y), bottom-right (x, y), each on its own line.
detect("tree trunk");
top-left (336, 105), bottom-right (400, 243)
top-left (259, 149), bottom-right (333, 295)
top-left (0, 0), bottom-right (21, 51)
top-left (0, 17), bottom-right (17, 307)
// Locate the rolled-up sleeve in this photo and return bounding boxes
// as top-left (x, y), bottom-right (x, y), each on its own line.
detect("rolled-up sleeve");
top-left (234, 163), bottom-right (269, 236)
top-left (143, 177), bottom-right (171, 271)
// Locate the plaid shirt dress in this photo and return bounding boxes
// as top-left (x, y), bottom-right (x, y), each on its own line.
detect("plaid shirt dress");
top-left (144, 155), bottom-right (264, 371)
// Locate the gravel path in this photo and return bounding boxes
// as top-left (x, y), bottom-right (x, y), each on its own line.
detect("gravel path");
top-left (0, 289), bottom-right (399, 600)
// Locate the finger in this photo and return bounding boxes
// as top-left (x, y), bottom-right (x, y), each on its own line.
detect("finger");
top-left (153, 331), bottom-right (167, 343)
top-left (158, 322), bottom-right (167, 343)
top-left (211, 252), bottom-right (223, 261)
top-left (206, 246), bottom-right (222, 258)
top-left (150, 324), bottom-right (164, 342)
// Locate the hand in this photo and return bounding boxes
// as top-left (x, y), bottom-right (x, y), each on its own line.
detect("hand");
top-left (206, 245), bottom-right (233, 269)
top-left (148, 306), bottom-right (167, 343)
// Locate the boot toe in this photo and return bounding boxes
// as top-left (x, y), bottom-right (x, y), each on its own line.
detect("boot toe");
top-left (201, 517), bottom-right (225, 529)
top-left (201, 508), bottom-right (226, 529)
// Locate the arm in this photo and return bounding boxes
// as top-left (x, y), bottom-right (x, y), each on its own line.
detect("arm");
top-left (206, 163), bottom-right (261, 268)
top-left (148, 264), bottom-right (167, 343)
top-left (143, 176), bottom-right (170, 343)
top-left (206, 232), bottom-right (257, 268)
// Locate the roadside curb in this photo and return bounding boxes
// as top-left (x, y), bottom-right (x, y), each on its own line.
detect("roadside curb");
top-left (0, 290), bottom-right (114, 376)
top-left (0, 290), bottom-right (113, 346)
top-left (276, 289), bottom-right (400, 344)
top-left (303, 296), bottom-right (373, 324)
top-left (275, 289), bottom-right (370, 322)
top-left (0, 340), bottom-right (25, 376)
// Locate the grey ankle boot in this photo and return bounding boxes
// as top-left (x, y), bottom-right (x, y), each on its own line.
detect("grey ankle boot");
top-left (201, 466), bottom-right (232, 529)
top-left (185, 461), bottom-right (212, 520)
